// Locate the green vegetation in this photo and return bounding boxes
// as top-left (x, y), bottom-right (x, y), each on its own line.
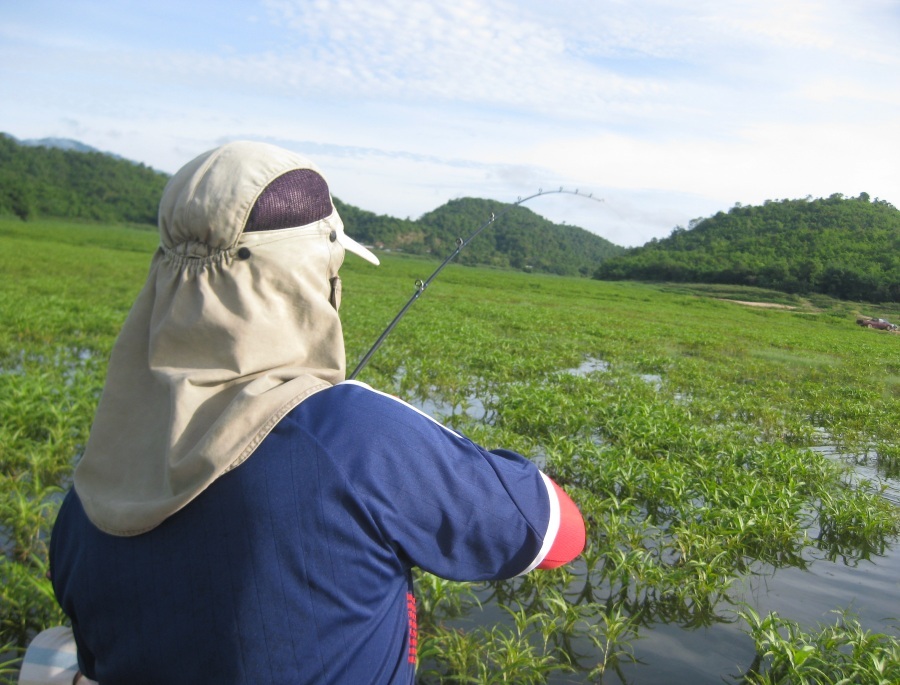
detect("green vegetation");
top-left (316, 196), bottom-right (625, 277)
top-left (403, 197), bottom-right (622, 275)
top-left (7, 134), bottom-right (900, 300)
top-left (0, 135), bottom-right (623, 277)
top-left (0, 220), bottom-right (154, 666)
top-left (0, 134), bottom-right (169, 225)
top-left (3, 218), bottom-right (900, 683)
top-left (336, 194), bottom-right (626, 277)
top-left (740, 608), bottom-right (900, 684)
top-left (596, 193), bottom-right (900, 303)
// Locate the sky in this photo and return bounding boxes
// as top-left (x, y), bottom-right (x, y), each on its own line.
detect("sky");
top-left (1, 0), bottom-right (898, 247)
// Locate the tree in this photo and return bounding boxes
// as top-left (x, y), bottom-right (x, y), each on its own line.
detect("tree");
top-left (594, 194), bottom-right (900, 303)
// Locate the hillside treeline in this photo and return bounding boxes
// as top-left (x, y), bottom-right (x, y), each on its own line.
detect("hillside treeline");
top-left (337, 197), bottom-right (625, 277)
top-left (594, 194), bottom-right (900, 303)
top-left (0, 134), bottom-right (169, 224)
top-left (0, 134), bottom-right (622, 277)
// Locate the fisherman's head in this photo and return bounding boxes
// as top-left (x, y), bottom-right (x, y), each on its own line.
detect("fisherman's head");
top-left (75, 141), bottom-right (379, 534)
top-left (158, 140), bottom-right (378, 313)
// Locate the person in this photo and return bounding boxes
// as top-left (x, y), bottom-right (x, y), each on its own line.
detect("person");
top-left (49, 140), bottom-right (585, 685)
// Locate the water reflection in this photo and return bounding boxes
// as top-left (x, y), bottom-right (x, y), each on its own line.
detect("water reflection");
top-left (560, 357), bottom-right (611, 376)
top-left (812, 441), bottom-right (900, 508)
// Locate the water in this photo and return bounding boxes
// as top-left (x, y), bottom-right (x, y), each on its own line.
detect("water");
top-left (403, 357), bottom-right (900, 683)
top-left (617, 434), bottom-right (900, 683)
top-left (612, 544), bottom-right (900, 684)
top-left (8, 349), bottom-right (895, 679)
top-left (812, 442), bottom-right (900, 508)
top-left (440, 536), bottom-right (899, 684)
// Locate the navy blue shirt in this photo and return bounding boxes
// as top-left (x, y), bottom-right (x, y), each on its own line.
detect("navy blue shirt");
top-left (51, 382), bottom-right (555, 684)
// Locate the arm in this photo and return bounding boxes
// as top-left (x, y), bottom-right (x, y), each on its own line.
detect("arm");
top-left (328, 382), bottom-right (586, 579)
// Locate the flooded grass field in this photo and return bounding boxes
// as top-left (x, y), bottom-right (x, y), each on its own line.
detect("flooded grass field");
top-left (2, 218), bottom-right (899, 683)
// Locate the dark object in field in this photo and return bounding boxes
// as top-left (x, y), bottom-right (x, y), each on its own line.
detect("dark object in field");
top-left (856, 317), bottom-right (898, 331)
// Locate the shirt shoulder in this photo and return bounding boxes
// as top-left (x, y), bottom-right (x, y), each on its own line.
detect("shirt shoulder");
top-left (286, 381), bottom-right (554, 580)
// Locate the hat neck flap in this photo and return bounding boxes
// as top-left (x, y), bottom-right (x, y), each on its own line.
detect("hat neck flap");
top-left (75, 141), bottom-right (349, 535)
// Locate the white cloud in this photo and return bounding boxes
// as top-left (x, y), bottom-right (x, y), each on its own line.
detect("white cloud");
top-left (528, 115), bottom-right (898, 209)
top-left (1, 0), bottom-right (898, 248)
top-left (259, 0), bottom-right (667, 117)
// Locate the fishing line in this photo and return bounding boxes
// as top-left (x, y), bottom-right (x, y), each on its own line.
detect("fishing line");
top-left (348, 188), bottom-right (605, 379)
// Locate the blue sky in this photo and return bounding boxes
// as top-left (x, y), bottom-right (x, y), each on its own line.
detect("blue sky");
top-left (1, 0), bottom-right (898, 246)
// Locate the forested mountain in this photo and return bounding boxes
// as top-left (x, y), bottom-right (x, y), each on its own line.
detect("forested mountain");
top-left (594, 194), bottom-right (900, 303)
top-left (337, 197), bottom-right (625, 276)
top-left (0, 133), bottom-right (169, 224)
top-left (12, 133), bottom-right (896, 297)
top-left (0, 134), bottom-right (624, 276)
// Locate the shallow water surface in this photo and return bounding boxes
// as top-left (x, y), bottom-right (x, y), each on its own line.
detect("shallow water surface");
top-left (610, 543), bottom-right (900, 684)
top-left (404, 363), bottom-right (900, 683)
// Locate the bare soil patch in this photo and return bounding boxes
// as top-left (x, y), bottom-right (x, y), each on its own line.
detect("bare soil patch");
top-left (721, 299), bottom-right (797, 310)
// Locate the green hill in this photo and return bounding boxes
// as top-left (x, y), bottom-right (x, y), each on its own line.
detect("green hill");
top-left (0, 134), bottom-right (625, 277)
top-left (337, 197), bottom-right (626, 277)
top-left (7, 133), bottom-right (900, 296)
top-left (0, 133), bottom-right (169, 224)
top-left (594, 194), bottom-right (900, 303)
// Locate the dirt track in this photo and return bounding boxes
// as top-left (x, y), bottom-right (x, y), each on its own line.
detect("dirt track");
top-left (722, 299), bottom-right (796, 310)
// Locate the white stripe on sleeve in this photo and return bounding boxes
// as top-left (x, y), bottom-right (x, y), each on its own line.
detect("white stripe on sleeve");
top-left (516, 471), bottom-right (560, 576)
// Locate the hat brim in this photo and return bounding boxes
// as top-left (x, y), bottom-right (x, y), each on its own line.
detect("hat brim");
top-left (337, 231), bottom-right (380, 265)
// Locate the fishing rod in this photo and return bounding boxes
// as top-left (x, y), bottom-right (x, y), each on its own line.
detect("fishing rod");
top-left (348, 188), bottom-right (605, 379)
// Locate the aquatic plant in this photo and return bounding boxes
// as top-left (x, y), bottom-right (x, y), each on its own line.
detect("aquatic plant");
top-left (739, 607), bottom-right (900, 684)
top-left (3, 218), bottom-right (899, 682)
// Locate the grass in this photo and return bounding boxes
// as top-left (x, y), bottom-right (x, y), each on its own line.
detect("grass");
top-left (2, 217), bottom-right (899, 682)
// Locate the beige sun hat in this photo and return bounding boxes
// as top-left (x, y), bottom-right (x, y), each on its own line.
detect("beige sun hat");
top-left (74, 140), bottom-right (376, 536)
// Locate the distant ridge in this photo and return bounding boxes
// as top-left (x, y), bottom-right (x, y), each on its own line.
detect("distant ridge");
top-left (4, 133), bottom-right (896, 296)
top-left (19, 136), bottom-right (110, 155)
top-left (0, 133), bottom-right (625, 276)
